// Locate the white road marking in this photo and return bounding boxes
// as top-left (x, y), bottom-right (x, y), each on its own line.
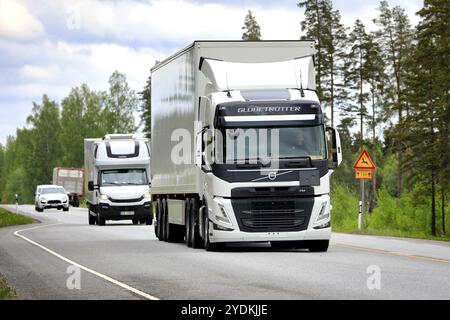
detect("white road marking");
top-left (13, 223), bottom-right (160, 300)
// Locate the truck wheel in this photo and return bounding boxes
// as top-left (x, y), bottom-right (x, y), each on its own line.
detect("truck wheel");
top-left (161, 198), bottom-right (168, 241)
top-left (97, 214), bottom-right (105, 226)
top-left (156, 199), bottom-right (163, 240)
top-left (185, 200), bottom-right (192, 247)
top-left (88, 212), bottom-right (96, 225)
top-left (189, 198), bottom-right (203, 249)
top-left (145, 215), bottom-right (153, 225)
top-left (308, 240), bottom-right (329, 252)
top-left (132, 219), bottom-right (139, 225)
top-left (203, 202), bottom-right (223, 251)
top-left (154, 200), bottom-right (160, 238)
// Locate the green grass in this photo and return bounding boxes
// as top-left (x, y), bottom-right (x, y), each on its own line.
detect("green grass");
top-left (0, 274), bottom-right (16, 300)
top-left (331, 184), bottom-right (450, 242)
top-left (0, 207), bottom-right (34, 228)
top-left (333, 226), bottom-right (450, 242)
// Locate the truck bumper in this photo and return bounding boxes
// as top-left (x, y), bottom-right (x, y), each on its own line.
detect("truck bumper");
top-left (208, 194), bottom-right (331, 243)
top-left (98, 202), bottom-right (153, 221)
top-left (209, 226), bottom-right (331, 243)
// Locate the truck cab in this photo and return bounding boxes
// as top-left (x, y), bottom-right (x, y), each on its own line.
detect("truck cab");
top-left (151, 41), bottom-right (342, 251)
top-left (84, 134), bottom-right (153, 226)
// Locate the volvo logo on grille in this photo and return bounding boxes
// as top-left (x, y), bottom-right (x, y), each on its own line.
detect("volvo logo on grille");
top-left (268, 172), bottom-right (277, 180)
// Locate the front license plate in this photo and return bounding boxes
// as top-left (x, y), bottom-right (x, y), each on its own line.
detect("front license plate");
top-left (120, 211), bottom-right (134, 216)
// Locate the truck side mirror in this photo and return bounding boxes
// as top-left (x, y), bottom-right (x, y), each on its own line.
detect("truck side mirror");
top-left (326, 126), bottom-right (342, 169)
top-left (195, 127), bottom-right (213, 172)
top-left (88, 180), bottom-right (95, 191)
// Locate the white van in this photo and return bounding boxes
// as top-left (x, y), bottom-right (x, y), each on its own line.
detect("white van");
top-left (84, 134), bottom-right (152, 226)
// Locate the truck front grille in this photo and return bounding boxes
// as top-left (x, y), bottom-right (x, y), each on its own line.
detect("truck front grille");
top-left (241, 216), bottom-right (306, 231)
top-left (109, 196), bottom-right (144, 203)
top-left (231, 197), bottom-right (313, 233)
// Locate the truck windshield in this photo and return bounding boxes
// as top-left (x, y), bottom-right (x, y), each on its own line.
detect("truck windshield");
top-left (223, 126), bottom-right (326, 163)
top-left (100, 169), bottom-right (148, 186)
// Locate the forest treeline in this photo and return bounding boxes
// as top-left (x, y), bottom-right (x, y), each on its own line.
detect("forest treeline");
top-left (0, 0), bottom-right (448, 239)
top-left (0, 71), bottom-right (141, 203)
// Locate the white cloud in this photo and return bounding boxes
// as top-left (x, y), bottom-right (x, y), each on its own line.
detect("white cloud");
top-left (22, 0), bottom-right (301, 43)
top-left (0, 0), bottom-right (45, 40)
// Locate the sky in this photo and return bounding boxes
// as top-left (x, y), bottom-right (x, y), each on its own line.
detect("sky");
top-left (0, 0), bottom-right (423, 146)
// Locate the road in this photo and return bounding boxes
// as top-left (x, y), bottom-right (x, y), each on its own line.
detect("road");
top-left (1, 204), bottom-right (449, 300)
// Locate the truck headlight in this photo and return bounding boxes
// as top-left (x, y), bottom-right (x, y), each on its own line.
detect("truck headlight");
top-left (143, 192), bottom-right (151, 200)
top-left (315, 202), bottom-right (329, 223)
top-left (100, 194), bottom-right (108, 201)
top-left (216, 204), bottom-right (231, 225)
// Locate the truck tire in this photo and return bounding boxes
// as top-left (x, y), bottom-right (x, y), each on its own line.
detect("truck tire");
top-left (145, 215), bottom-right (153, 225)
top-left (97, 214), bottom-right (106, 226)
top-left (88, 212), bottom-right (96, 225)
top-left (203, 202), bottom-right (223, 252)
top-left (185, 200), bottom-right (192, 247)
top-left (156, 199), bottom-right (163, 240)
top-left (161, 198), bottom-right (168, 241)
top-left (132, 219), bottom-right (139, 225)
top-left (189, 198), bottom-right (203, 249)
top-left (308, 240), bottom-right (329, 252)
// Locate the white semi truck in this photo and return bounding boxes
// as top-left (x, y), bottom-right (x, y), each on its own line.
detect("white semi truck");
top-left (84, 134), bottom-right (153, 226)
top-left (151, 41), bottom-right (342, 251)
top-left (52, 167), bottom-right (83, 207)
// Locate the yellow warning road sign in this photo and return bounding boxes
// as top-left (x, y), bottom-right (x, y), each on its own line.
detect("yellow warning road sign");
top-left (353, 149), bottom-right (376, 170)
top-left (355, 170), bottom-right (373, 179)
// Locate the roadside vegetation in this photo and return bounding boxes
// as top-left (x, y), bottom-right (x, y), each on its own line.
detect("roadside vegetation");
top-left (331, 184), bottom-right (450, 241)
top-left (0, 274), bottom-right (16, 300)
top-left (0, 207), bottom-right (34, 228)
top-left (0, 0), bottom-right (447, 241)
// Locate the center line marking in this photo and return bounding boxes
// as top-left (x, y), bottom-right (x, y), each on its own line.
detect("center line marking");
top-left (14, 223), bottom-right (160, 300)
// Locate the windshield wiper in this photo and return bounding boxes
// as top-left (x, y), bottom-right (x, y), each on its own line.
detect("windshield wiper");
top-left (234, 157), bottom-right (272, 168)
top-left (279, 156), bottom-right (314, 167)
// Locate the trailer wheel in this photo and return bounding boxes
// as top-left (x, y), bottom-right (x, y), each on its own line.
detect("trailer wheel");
top-left (185, 199), bottom-right (192, 247)
top-left (189, 198), bottom-right (203, 249)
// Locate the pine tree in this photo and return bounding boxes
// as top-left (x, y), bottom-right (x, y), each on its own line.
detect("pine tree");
top-left (298, 0), bottom-right (347, 127)
top-left (403, 0), bottom-right (450, 235)
top-left (298, 0), bottom-right (328, 108)
top-left (241, 10), bottom-right (261, 41)
top-left (342, 19), bottom-right (370, 148)
top-left (373, 0), bottom-right (414, 197)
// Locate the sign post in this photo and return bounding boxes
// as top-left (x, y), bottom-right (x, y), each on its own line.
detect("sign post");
top-left (15, 193), bottom-right (19, 214)
top-left (353, 149), bottom-right (375, 230)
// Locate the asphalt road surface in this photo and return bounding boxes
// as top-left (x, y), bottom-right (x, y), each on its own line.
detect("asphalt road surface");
top-left (1, 204), bottom-right (449, 300)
